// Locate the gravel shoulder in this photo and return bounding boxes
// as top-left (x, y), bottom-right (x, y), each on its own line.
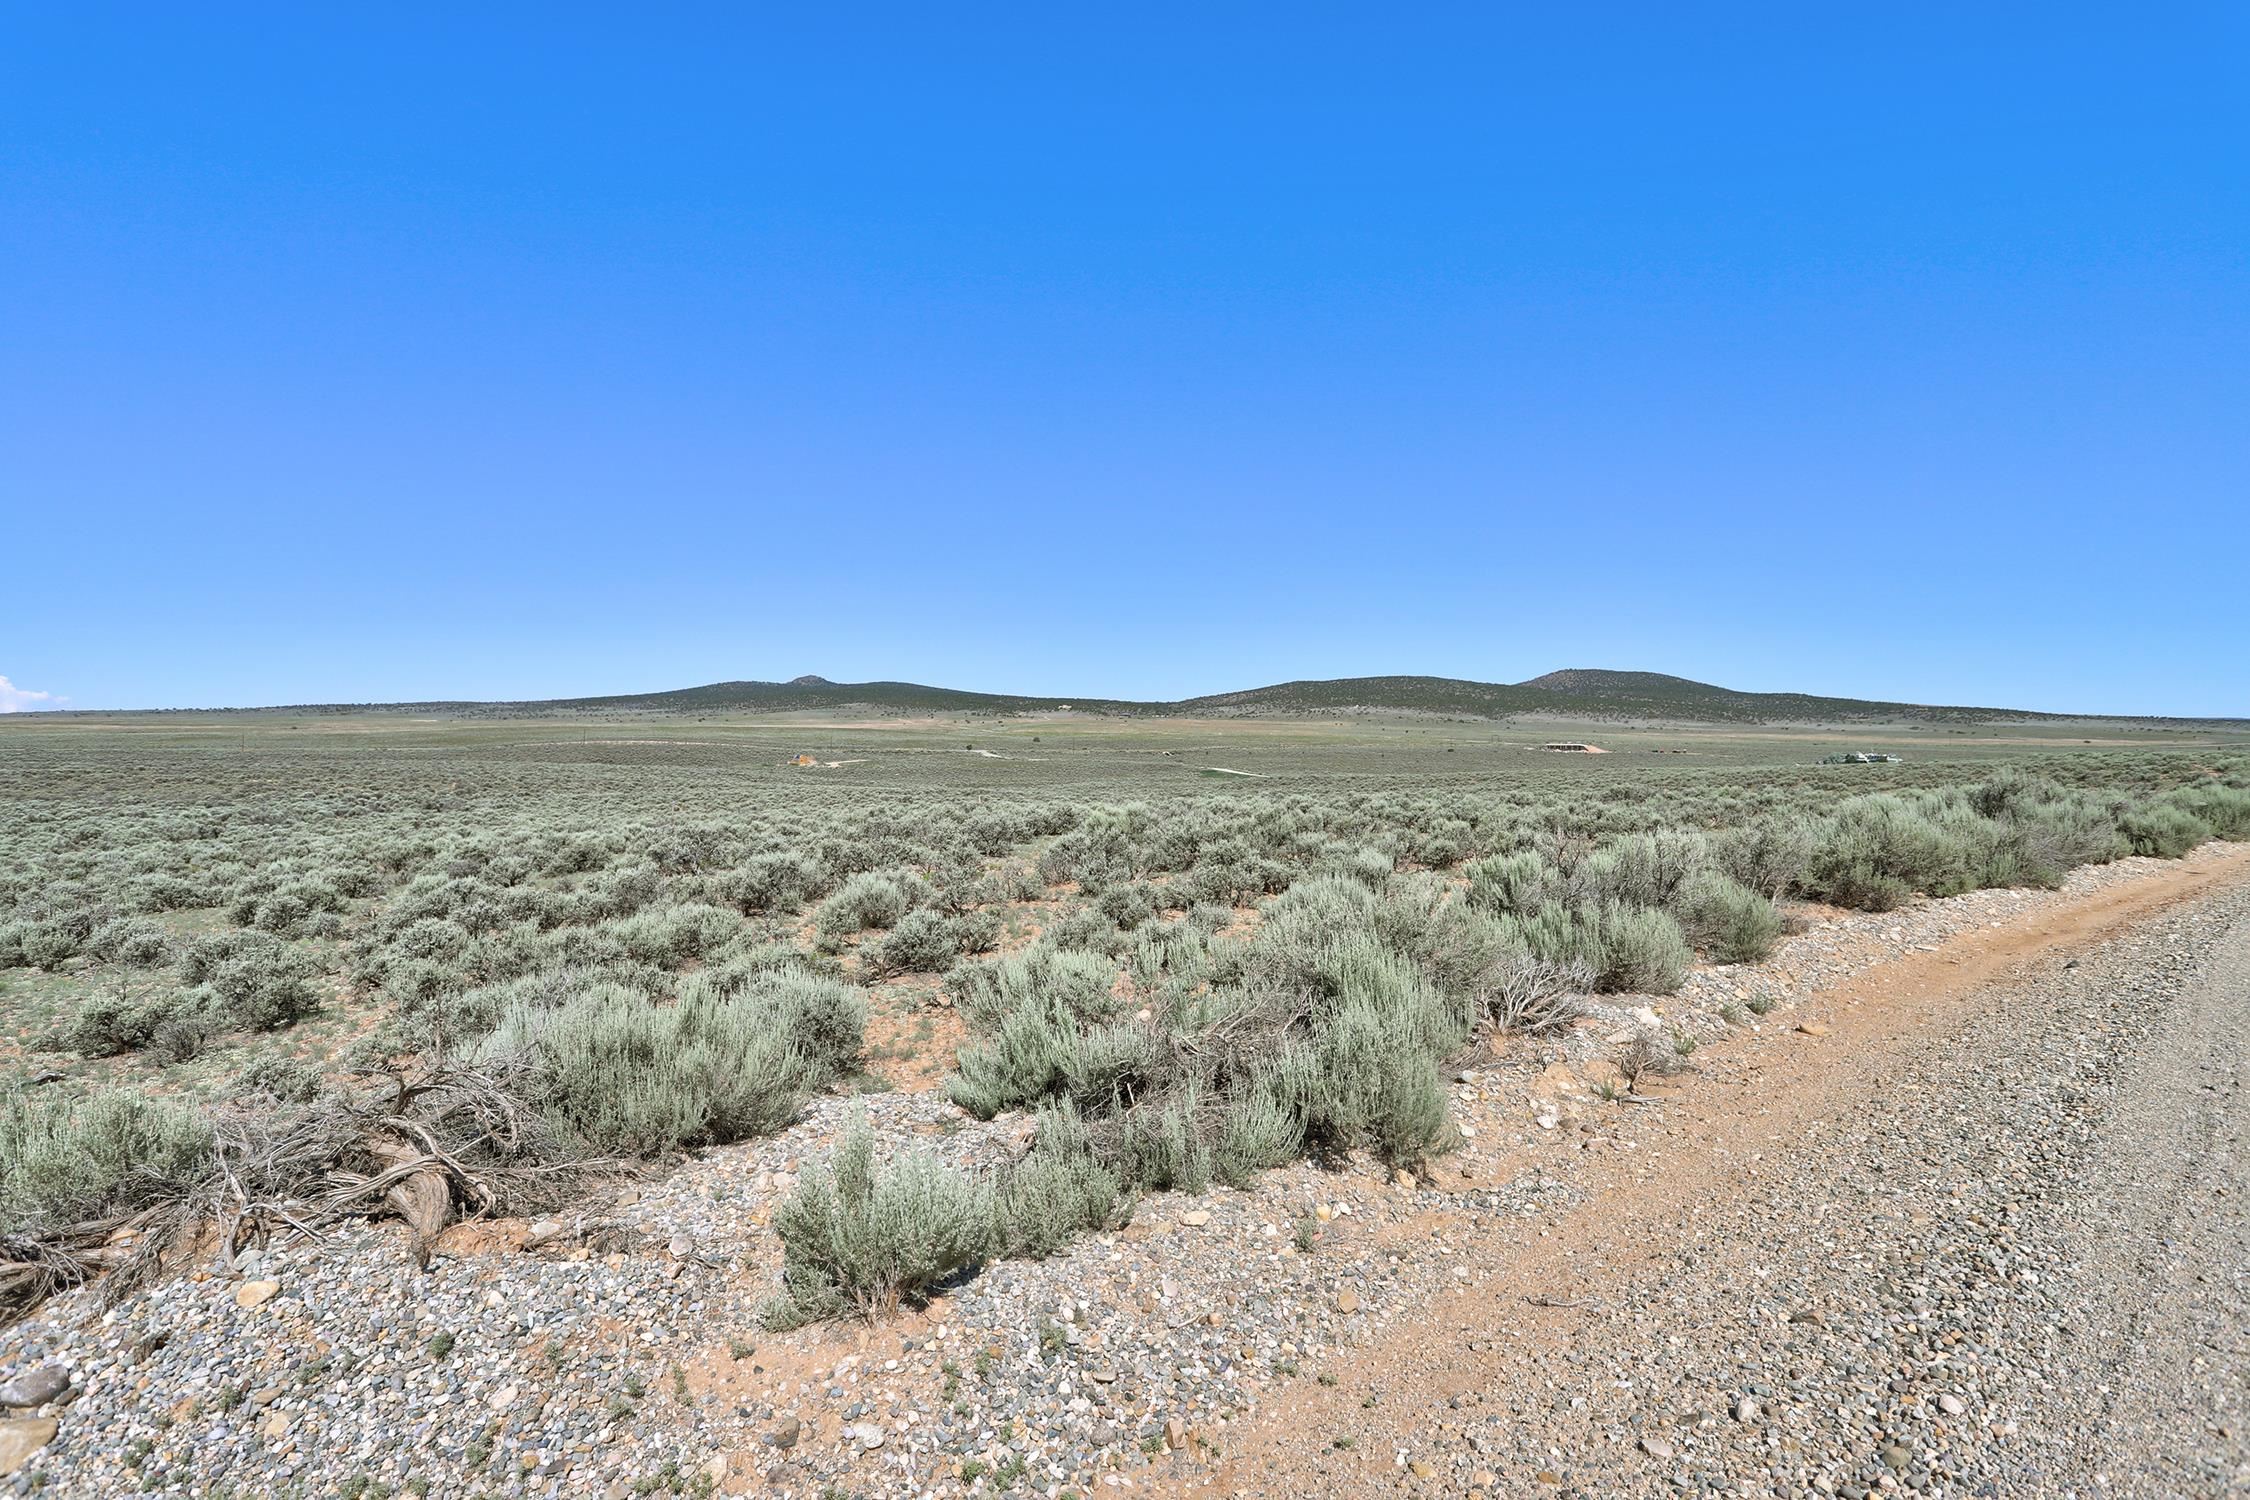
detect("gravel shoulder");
top-left (3, 845), bottom-right (2246, 1499)
top-left (1202, 843), bottom-right (2250, 1499)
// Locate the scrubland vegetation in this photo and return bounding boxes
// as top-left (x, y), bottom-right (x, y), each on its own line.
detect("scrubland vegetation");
top-left (2, 721), bottom-right (2245, 1320)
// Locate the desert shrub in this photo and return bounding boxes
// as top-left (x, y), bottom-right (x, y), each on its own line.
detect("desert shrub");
top-left (1212, 1086), bottom-right (1304, 1186)
top-left (1180, 859), bottom-right (1261, 906)
top-left (868, 907), bottom-right (961, 975)
top-left (992, 1102), bottom-right (1128, 1257)
top-left (2118, 802), bottom-right (2210, 858)
top-left (1186, 901), bottom-right (1234, 933)
top-left (480, 982), bottom-right (829, 1154)
top-left (1576, 827), bottom-right (1709, 910)
top-left (2164, 783), bottom-right (2250, 838)
top-left (1334, 846), bottom-right (1396, 888)
top-left (1478, 951), bottom-right (1592, 1034)
top-left (1710, 817), bottom-right (1816, 900)
top-left (613, 902), bottom-right (739, 966)
top-left (1463, 850), bottom-right (1553, 917)
top-left (1677, 870), bottom-right (1782, 964)
top-left (537, 833), bottom-right (612, 876)
top-left (231, 1052), bottom-right (331, 1105)
top-left (948, 946), bottom-right (1120, 1035)
top-left (389, 916), bottom-right (472, 965)
top-left (1800, 795), bottom-right (1975, 909)
top-left (693, 967), bottom-right (867, 1077)
top-left (713, 853), bottom-right (825, 914)
top-left (181, 931), bottom-right (321, 1031)
top-left (1043, 906), bottom-right (1128, 955)
top-left (1127, 921), bottom-right (1209, 991)
top-left (763, 1119), bottom-right (992, 1326)
top-left (123, 873), bottom-right (204, 913)
top-left (13, 916), bottom-right (90, 969)
top-left (147, 1007), bottom-right (219, 1065)
top-left (1276, 1000), bottom-right (1449, 1164)
top-left (815, 873), bottom-right (912, 937)
top-left (1112, 1089), bottom-right (1215, 1192)
top-left (950, 987), bottom-right (1093, 1119)
top-left (66, 990), bottom-right (212, 1058)
top-left (1595, 903), bottom-right (1695, 991)
top-left (1096, 882), bottom-right (1158, 931)
top-left (1968, 768), bottom-right (2065, 821)
top-left (0, 1083), bottom-right (214, 1235)
top-left (2002, 795), bottom-right (2127, 880)
top-left (995, 862), bottom-right (1044, 902)
top-left (1274, 921), bottom-right (1468, 1059)
top-left (1062, 1020), bottom-right (1163, 1113)
top-left (247, 878), bottom-right (344, 936)
top-left (1508, 902), bottom-right (1691, 993)
top-left (953, 908), bottom-right (1002, 955)
top-left (84, 916), bottom-right (174, 968)
top-left (410, 967), bottom-right (597, 1050)
top-left (1038, 819), bottom-right (1137, 891)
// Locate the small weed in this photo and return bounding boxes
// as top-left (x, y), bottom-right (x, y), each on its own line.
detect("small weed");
top-left (1292, 1215), bottom-right (1319, 1253)
top-left (425, 1331), bottom-right (455, 1360)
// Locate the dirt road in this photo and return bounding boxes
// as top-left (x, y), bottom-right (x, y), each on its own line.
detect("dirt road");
top-left (1204, 851), bottom-right (2250, 1499)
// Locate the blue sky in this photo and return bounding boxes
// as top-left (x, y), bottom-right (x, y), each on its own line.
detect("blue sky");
top-left (4, 6), bottom-right (2245, 714)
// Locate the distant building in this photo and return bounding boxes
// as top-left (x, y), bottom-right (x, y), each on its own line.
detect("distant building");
top-left (789, 754), bottom-right (818, 767)
top-left (1542, 741), bottom-right (1602, 753)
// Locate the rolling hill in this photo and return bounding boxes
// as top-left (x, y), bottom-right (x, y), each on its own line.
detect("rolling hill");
top-left (147, 670), bottom-right (2237, 727)
top-left (1176, 671), bottom-right (2070, 725)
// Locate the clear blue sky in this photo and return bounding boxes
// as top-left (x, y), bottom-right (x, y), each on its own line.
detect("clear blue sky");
top-left (5, 6), bottom-right (2245, 715)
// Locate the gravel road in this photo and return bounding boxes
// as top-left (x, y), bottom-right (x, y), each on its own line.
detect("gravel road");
top-left (1207, 865), bottom-right (2250, 1498)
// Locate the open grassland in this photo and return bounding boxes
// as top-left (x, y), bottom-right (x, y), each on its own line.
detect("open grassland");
top-left (2, 711), bottom-right (2247, 1326)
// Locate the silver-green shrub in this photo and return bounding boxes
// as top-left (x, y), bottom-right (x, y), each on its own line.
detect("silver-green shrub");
top-left (0, 1083), bottom-right (214, 1235)
top-left (763, 1119), bottom-right (993, 1326)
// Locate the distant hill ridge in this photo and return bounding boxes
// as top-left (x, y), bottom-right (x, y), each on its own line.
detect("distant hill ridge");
top-left (149, 669), bottom-right (2238, 727)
